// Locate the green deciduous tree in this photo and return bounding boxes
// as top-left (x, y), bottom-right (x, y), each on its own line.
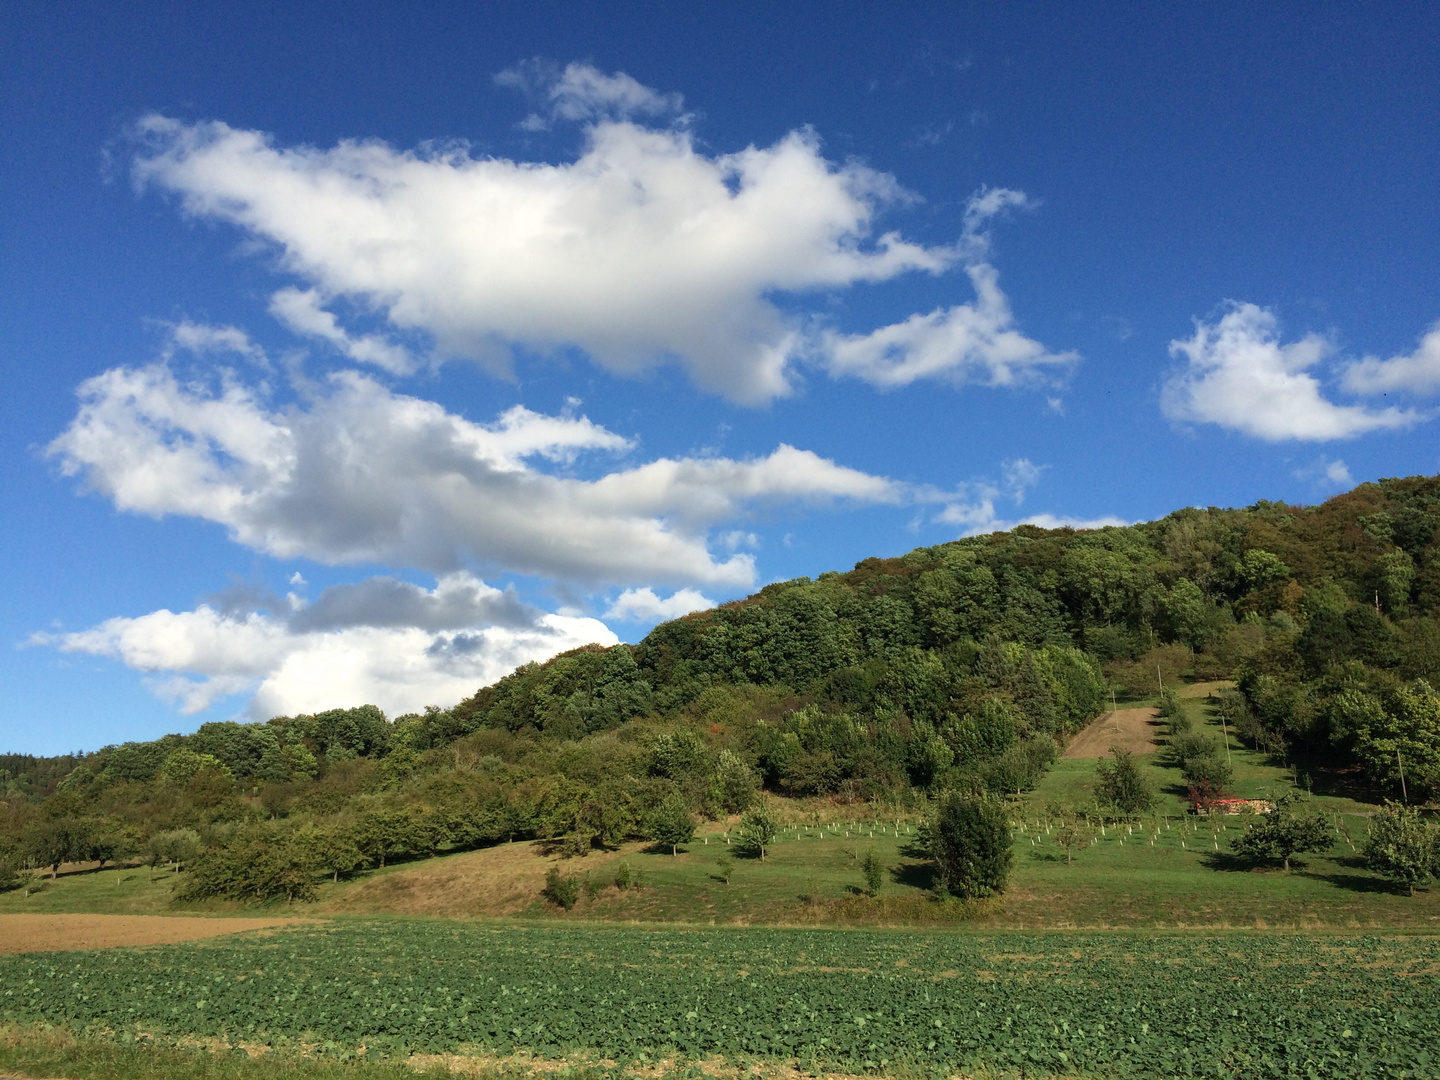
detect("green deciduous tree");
top-left (1093, 748), bottom-right (1155, 816)
top-left (1335, 681), bottom-right (1440, 801)
top-left (1231, 791), bottom-right (1332, 872)
top-left (1363, 802), bottom-right (1435, 895)
top-left (736, 798), bottom-right (778, 861)
top-left (646, 794), bottom-right (696, 856)
top-left (1054, 819), bottom-right (1090, 865)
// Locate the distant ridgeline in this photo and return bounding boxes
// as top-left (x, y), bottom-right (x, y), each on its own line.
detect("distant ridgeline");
top-left (2, 475), bottom-right (1438, 896)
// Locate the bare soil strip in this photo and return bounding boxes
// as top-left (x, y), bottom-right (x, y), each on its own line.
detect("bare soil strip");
top-left (1063, 707), bottom-right (1161, 758)
top-left (0, 914), bottom-right (310, 953)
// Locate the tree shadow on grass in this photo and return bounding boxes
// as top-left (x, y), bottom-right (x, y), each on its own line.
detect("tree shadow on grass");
top-left (1199, 851), bottom-right (1264, 873)
top-left (890, 861), bottom-right (937, 891)
top-left (1295, 856), bottom-right (1408, 895)
top-left (1029, 851), bottom-right (1067, 863)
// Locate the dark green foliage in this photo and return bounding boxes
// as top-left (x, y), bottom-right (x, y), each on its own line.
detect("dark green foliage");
top-left (1180, 751), bottom-right (1234, 792)
top-left (542, 866), bottom-right (580, 909)
top-left (927, 792), bottom-right (1012, 898)
top-left (0, 851), bottom-right (20, 893)
top-left (860, 847), bottom-right (884, 895)
top-left (22, 816), bottom-right (101, 877)
top-left (1093, 748), bottom-right (1155, 816)
top-left (975, 735), bottom-right (1055, 797)
top-left (146, 829), bottom-right (200, 872)
top-left (1363, 802), bottom-right (1435, 894)
top-left (1331, 680), bottom-right (1440, 800)
top-left (1230, 791), bottom-right (1334, 871)
top-left (177, 828), bottom-right (319, 903)
top-left (6, 473), bottom-right (1440, 908)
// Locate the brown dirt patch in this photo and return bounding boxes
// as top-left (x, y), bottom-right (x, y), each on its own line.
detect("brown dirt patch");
top-left (320, 839), bottom-right (635, 917)
top-left (0, 914), bottom-right (310, 953)
top-left (1063, 707), bottom-right (1160, 758)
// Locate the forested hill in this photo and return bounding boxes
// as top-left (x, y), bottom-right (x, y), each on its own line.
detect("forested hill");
top-left (3, 475), bottom-right (1438, 894)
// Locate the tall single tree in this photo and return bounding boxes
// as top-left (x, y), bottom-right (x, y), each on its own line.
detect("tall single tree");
top-left (647, 794), bottom-right (695, 856)
top-left (737, 798), bottom-right (779, 861)
top-left (1094, 748), bottom-right (1155, 817)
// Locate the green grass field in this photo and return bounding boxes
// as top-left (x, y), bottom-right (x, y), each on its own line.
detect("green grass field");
top-left (4, 690), bottom-right (1435, 930)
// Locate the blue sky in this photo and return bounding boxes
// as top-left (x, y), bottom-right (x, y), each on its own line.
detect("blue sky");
top-left (4, 3), bottom-right (1439, 755)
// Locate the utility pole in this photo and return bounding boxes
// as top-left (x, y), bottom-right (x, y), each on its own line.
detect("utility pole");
top-left (1397, 750), bottom-right (1408, 804)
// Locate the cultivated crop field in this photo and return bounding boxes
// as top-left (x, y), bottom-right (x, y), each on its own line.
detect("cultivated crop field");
top-left (2, 920), bottom-right (1437, 1079)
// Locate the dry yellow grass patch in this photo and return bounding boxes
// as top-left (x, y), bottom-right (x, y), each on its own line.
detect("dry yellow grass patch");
top-left (0, 914), bottom-right (311, 953)
top-left (320, 840), bottom-right (637, 918)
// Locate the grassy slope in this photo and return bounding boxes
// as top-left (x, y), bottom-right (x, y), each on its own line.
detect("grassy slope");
top-left (5, 685), bottom-right (1435, 929)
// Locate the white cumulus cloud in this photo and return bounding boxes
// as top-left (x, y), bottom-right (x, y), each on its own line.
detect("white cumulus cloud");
top-left (603, 587), bottom-right (715, 624)
top-left (47, 358), bottom-right (903, 588)
top-left (128, 74), bottom-right (1070, 403)
top-left (33, 572), bottom-right (616, 718)
top-left (1161, 303), bottom-right (1418, 441)
top-left (1340, 322), bottom-right (1440, 397)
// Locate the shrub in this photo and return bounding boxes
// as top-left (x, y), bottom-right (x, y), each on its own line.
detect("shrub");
top-left (927, 793), bottom-right (1012, 898)
top-left (1180, 751), bottom-right (1233, 792)
top-left (861, 848), bottom-right (885, 895)
top-left (1168, 730), bottom-right (1220, 769)
top-left (177, 831), bottom-right (319, 904)
top-left (543, 866), bottom-right (580, 909)
top-left (715, 852), bottom-right (734, 884)
top-left (613, 860), bottom-right (639, 890)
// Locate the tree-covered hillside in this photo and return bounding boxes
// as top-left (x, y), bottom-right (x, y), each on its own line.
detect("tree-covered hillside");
top-left (3, 474), bottom-right (1438, 900)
